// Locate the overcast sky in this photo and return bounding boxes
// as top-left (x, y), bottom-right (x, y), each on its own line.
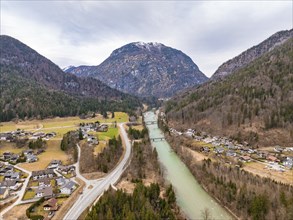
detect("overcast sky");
top-left (1, 1), bottom-right (292, 77)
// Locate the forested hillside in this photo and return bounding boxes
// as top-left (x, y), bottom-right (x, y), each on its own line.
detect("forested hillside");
top-left (165, 38), bottom-right (293, 146)
top-left (85, 183), bottom-right (176, 220)
top-left (0, 35), bottom-right (141, 122)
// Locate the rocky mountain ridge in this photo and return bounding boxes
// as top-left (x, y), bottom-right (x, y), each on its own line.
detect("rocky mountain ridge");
top-left (66, 42), bottom-right (208, 98)
top-left (212, 29), bottom-right (293, 80)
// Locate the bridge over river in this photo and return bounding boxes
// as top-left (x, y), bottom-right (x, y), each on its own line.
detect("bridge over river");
top-left (144, 111), bottom-right (233, 220)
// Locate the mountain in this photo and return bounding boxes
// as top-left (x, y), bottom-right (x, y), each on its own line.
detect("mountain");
top-left (211, 29), bottom-right (293, 80)
top-left (165, 37), bottom-right (293, 147)
top-left (66, 42), bottom-right (208, 98)
top-left (0, 35), bottom-right (141, 122)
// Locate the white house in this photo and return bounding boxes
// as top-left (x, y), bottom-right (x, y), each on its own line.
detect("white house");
top-left (60, 181), bottom-right (76, 195)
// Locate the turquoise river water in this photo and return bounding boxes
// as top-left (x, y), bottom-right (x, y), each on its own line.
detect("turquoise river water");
top-left (144, 111), bottom-right (233, 220)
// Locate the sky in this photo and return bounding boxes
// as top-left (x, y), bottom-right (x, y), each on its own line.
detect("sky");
top-left (1, 1), bottom-right (292, 77)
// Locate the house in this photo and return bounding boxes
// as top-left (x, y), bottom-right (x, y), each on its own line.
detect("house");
top-left (274, 146), bottom-right (284, 153)
top-left (32, 169), bottom-right (55, 180)
top-left (35, 187), bottom-right (53, 198)
top-left (56, 177), bottom-right (67, 186)
top-left (283, 157), bottom-right (293, 169)
top-left (0, 165), bottom-right (13, 175)
top-left (39, 179), bottom-right (51, 187)
top-left (0, 133), bottom-right (8, 141)
top-left (60, 181), bottom-right (76, 195)
top-left (3, 152), bottom-right (12, 160)
top-left (257, 151), bottom-right (268, 159)
top-left (226, 150), bottom-right (237, 157)
top-left (0, 180), bottom-right (21, 191)
top-left (32, 132), bottom-right (46, 138)
top-left (200, 147), bottom-right (210, 153)
top-left (26, 154), bottom-right (38, 163)
top-left (266, 155), bottom-right (280, 163)
top-left (239, 155), bottom-right (251, 162)
top-left (247, 149), bottom-right (255, 154)
top-left (87, 136), bottom-right (99, 145)
top-left (23, 149), bottom-right (34, 156)
top-left (45, 132), bottom-right (56, 139)
top-left (4, 171), bottom-right (20, 180)
top-left (0, 188), bottom-right (9, 200)
top-left (47, 160), bottom-right (62, 169)
top-left (226, 143), bottom-right (237, 150)
top-left (215, 147), bottom-right (225, 154)
top-left (57, 165), bottom-right (75, 175)
top-left (129, 116), bottom-right (137, 123)
top-left (9, 154), bottom-right (19, 163)
top-left (43, 198), bottom-right (59, 211)
top-left (96, 124), bottom-right (108, 132)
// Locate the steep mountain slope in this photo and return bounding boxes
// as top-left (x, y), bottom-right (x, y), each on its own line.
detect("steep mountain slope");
top-left (0, 35), bottom-right (128, 99)
top-left (212, 29), bottom-right (292, 80)
top-left (165, 38), bottom-right (293, 147)
top-left (66, 42), bottom-right (208, 97)
top-left (0, 35), bottom-right (141, 122)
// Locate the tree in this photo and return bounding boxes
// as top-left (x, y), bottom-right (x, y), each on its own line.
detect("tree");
top-left (78, 129), bottom-right (83, 140)
top-left (201, 208), bottom-right (212, 220)
top-left (249, 194), bottom-right (268, 220)
top-left (166, 184), bottom-right (176, 205)
top-left (103, 111), bottom-right (108, 119)
top-left (112, 111), bottom-right (115, 118)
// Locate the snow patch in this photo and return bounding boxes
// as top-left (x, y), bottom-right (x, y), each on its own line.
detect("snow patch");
top-left (134, 42), bottom-right (163, 51)
top-left (62, 65), bottom-right (75, 71)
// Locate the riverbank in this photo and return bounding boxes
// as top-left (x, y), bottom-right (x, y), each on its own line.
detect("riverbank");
top-left (165, 135), bottom-right (239, 220)
top-left (164, 133), bottom-right (293, 219)
top-left (116, 121), bottom-right (184, 219)
top-left (144, 111), bottom-right (232, 219)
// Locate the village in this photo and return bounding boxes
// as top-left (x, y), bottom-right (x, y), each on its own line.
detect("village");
top-left (0, 112), bottom-right (129, 219)
top-left (169, 126), bottom-right (293, 176)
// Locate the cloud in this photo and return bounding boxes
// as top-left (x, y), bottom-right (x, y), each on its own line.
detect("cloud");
top-left (1, 1), bottom-right (292, 77)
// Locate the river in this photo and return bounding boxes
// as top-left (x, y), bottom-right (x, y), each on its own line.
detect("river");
top-left (144, 111), bottom-right (232, 220)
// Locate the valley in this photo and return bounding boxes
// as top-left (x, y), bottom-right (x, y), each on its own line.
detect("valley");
top-left (0, 17), bottom-right (292, 219)
top-left (0, 112), bottom-right (132, 219)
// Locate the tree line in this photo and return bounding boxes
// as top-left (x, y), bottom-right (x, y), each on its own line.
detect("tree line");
top-left (167, 135), bottom-right (293, 220)
top-left (85, 183), bottom-right (176, 220)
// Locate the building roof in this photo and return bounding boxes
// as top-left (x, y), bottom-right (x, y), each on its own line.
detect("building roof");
top-left (43, 198), bottom-right (58, 208)
top-left (0, 188), bottom-right (8, 195)
top-left (0, 180), bottom-right (17, 187)
top-left (62, 181), bottom-right (75, 190)
top-left (35, 187), bottom-right (53, 197)
top-left (32, 169), bottom-right (55, 177)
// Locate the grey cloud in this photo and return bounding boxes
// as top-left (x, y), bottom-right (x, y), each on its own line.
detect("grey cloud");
top-left (1, 1), bottom-right (292, 77)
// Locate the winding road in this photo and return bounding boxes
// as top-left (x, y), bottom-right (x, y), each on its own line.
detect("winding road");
top-left (63, 123), bottom-right (132, 219)
top-left (0, 165), bottom-right (32, 219)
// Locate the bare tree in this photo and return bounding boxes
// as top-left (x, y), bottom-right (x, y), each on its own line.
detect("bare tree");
top-left (201, 208), bottom-right (212, 220)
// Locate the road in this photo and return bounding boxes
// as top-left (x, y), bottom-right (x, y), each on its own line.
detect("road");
top-left (0, 165), bottom-right (32, 219)
top-left (63, 123), bottom-right (132, 219)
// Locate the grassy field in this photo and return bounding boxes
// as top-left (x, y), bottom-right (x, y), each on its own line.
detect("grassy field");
top-left (0, 112), bottom-right (129, 133)
top-left (0, 142), bottom-right (23, 155)
top-left (192, 140), bottom-right (214, 148)
top-left (23, 190), bottom-right (35, 200)
top-left (244, 162), bottom-right (293, 185)
top-left (18, 140), bottom-right (69, 171)
top-left (97, 127), bottom-right (119, 141)
top-left (94, 141), bottom-right (107, 155)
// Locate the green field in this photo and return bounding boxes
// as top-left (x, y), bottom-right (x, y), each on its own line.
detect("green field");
top-left (23, 190), bottom-right (35, 200)
top-left (0, 112), bottom-right (128, 133)
top-left (97, 127), bottom-right (119, 141)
